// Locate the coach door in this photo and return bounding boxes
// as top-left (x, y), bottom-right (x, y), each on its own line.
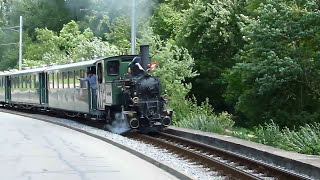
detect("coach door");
top-left (39, 73), bottom-right (47, 105)
top-left (5, 76), bottom-right (11, 103)
top-left (96, 61), bottom-right (105, 110)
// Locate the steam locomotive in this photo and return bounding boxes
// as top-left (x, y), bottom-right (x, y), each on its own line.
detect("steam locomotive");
top-left (0, 45), bottom-right (172, 133)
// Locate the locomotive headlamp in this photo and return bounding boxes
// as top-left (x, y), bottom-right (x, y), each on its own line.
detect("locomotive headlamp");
top-left (132, 97), bottom-right (140, 104)
top-left (166, 110), bottom-right (171, 115)
top-left (128, 67), bottom-right (131, 74)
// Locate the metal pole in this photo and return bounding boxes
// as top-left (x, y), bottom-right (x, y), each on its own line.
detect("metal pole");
top-left (131, 0), bottom-right (136, 55)
top-left (19, 16), bottom-right (23, 71)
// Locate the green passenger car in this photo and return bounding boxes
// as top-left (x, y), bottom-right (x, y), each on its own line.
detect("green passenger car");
top-left (0, 72), bottom-right (8, 104)
top-left (45, 60), bottom-right (97, 114)
top-left (9, 68), bottom-right (47, 107)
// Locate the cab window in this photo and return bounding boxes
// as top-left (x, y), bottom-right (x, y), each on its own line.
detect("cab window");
top-left (107, 60), bottom-right (120, 76)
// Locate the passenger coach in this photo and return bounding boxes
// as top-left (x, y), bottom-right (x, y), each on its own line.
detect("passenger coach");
top-left (9, 68), bottom-right (47, 108)
top-left (0, 71), bottom-right (9, 105)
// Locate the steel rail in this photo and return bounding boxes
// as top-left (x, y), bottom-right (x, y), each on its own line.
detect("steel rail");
top-left (130, 133), bottom-right (259, 180)
top-left (157, 132), bottom-right (311, 180)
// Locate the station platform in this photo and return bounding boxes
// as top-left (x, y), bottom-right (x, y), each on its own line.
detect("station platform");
top-left (0, 112), bottom-right (177, 180)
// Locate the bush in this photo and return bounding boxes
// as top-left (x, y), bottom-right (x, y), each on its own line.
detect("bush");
top-left (177, 112), bottom-right (234, 134)
top-left (177, 98), bottom-right (234, 134)
top-left (254, 121), bottom-right (320, 155)
top-left (254, 121), bottom-right (284, 147)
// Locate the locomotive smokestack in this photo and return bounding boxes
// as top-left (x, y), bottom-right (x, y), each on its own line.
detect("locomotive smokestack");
top-left (140, 45), bottom-right (150, 70)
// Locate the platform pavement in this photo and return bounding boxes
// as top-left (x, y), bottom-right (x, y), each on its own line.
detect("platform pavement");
top-left (0, 112), bottom-right (177, 180)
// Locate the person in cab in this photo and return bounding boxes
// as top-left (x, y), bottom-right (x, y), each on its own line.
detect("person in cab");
top-left (78, 70), bottom-right (97, 109)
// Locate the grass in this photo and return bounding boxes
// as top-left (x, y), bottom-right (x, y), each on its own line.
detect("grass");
top-left (176, 111), bottom-right (320, 155)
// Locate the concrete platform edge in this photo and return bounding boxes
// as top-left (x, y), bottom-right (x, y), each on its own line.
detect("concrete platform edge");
top-left (165, 127), bottom-right (320, 179)
top-left (0, 109), bottom-right (193, 180)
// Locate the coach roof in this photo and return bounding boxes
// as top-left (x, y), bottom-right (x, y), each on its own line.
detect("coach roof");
top-left (9, 67), bottom-right (48, 76)
top-left (45, 59), bottom-right (98, 72)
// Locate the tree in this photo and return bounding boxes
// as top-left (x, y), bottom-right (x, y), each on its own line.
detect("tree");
top-left (23, 21), bottom-right (120, 67)
top-left (225, 0), bottom-right (320, 127)
top-left (175, 0), bottom-right (246, 111)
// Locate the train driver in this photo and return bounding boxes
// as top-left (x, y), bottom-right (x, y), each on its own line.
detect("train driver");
top-left (129, 57), bottom-right (145, 76)
top-left (78, 70), bottom-right (97, 109)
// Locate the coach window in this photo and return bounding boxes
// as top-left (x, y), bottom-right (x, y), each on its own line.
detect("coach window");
top-left (10, 78), bottom-right (12, 88)
top-left (15, 77), bottom-right (18, 89)
top-left (58, 72), bottom-right (62, 89)
top-left (21, 76), bottom-right (24, 88)
top-left (15, 77), bottom-right (17, 89)
top-left (12, 78), bottom-right (15, 89)
top-left (49, 73), bottom-right (53, 89)
top-left (53, 73), bottom-right (58, 89)
top-left (28, 76), bottom-right (30, 88)
top-left (33, 75), bottom-right (36, 89)
top-left (25, 76), bottom-right (27, 88)
top-left (28, 76), bottom-right (31, 88)
top-left (107, 60), bottom-right (120, 76)
top-left (35, 75), bottom-right (39, 88)
top-left (31, 75), bottom-right (34, 89)
top-left (75, 70), bottom-right (80, 88)
top-left (23, 76), bottom-right (26, 88)
top-left (17, 77), bottom-right (19, 88)
top-left (22, 76), bottom-right (25, 88)
top-left (69, 71), bottom-right (74, 88)
top-left (63, 72), bottom-right (68, 88)
top-left (80, 69), bottom-right (87, 89)
top-left (26, 76), bottom-right (28, 88)
top-left (25, 76), bottom-right (28, 88)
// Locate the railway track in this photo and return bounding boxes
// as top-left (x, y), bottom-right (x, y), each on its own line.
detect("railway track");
top-left (0, 106), bottom-right (313, 179)
top-left (127, 132), bottom-right (311, 180)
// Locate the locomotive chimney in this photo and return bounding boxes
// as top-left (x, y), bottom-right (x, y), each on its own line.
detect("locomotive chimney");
top-left (140, 45), bottom-right (150, 70)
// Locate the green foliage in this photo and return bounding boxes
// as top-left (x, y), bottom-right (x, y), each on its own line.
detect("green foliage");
top-left (177, 99), bottom-right (234, 134)
top-left (105, 17), bottom-right (131, 52)
top-left (23, 21), bottom-right (119, 67)
top-left (175, 0), bottom-right (246, 110)
top-left (143, 31), bottom-right (198, 122)
top-left (255, 121), bottom-right (320, 155)
top-left (68, 37), bottom-right (119, 61)
top-left (7, 0), bottom-right (74, 35)
top-left (151, 3), bottom-right (183, 39)
top-left (225, 0), bottom-right (320, 127)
